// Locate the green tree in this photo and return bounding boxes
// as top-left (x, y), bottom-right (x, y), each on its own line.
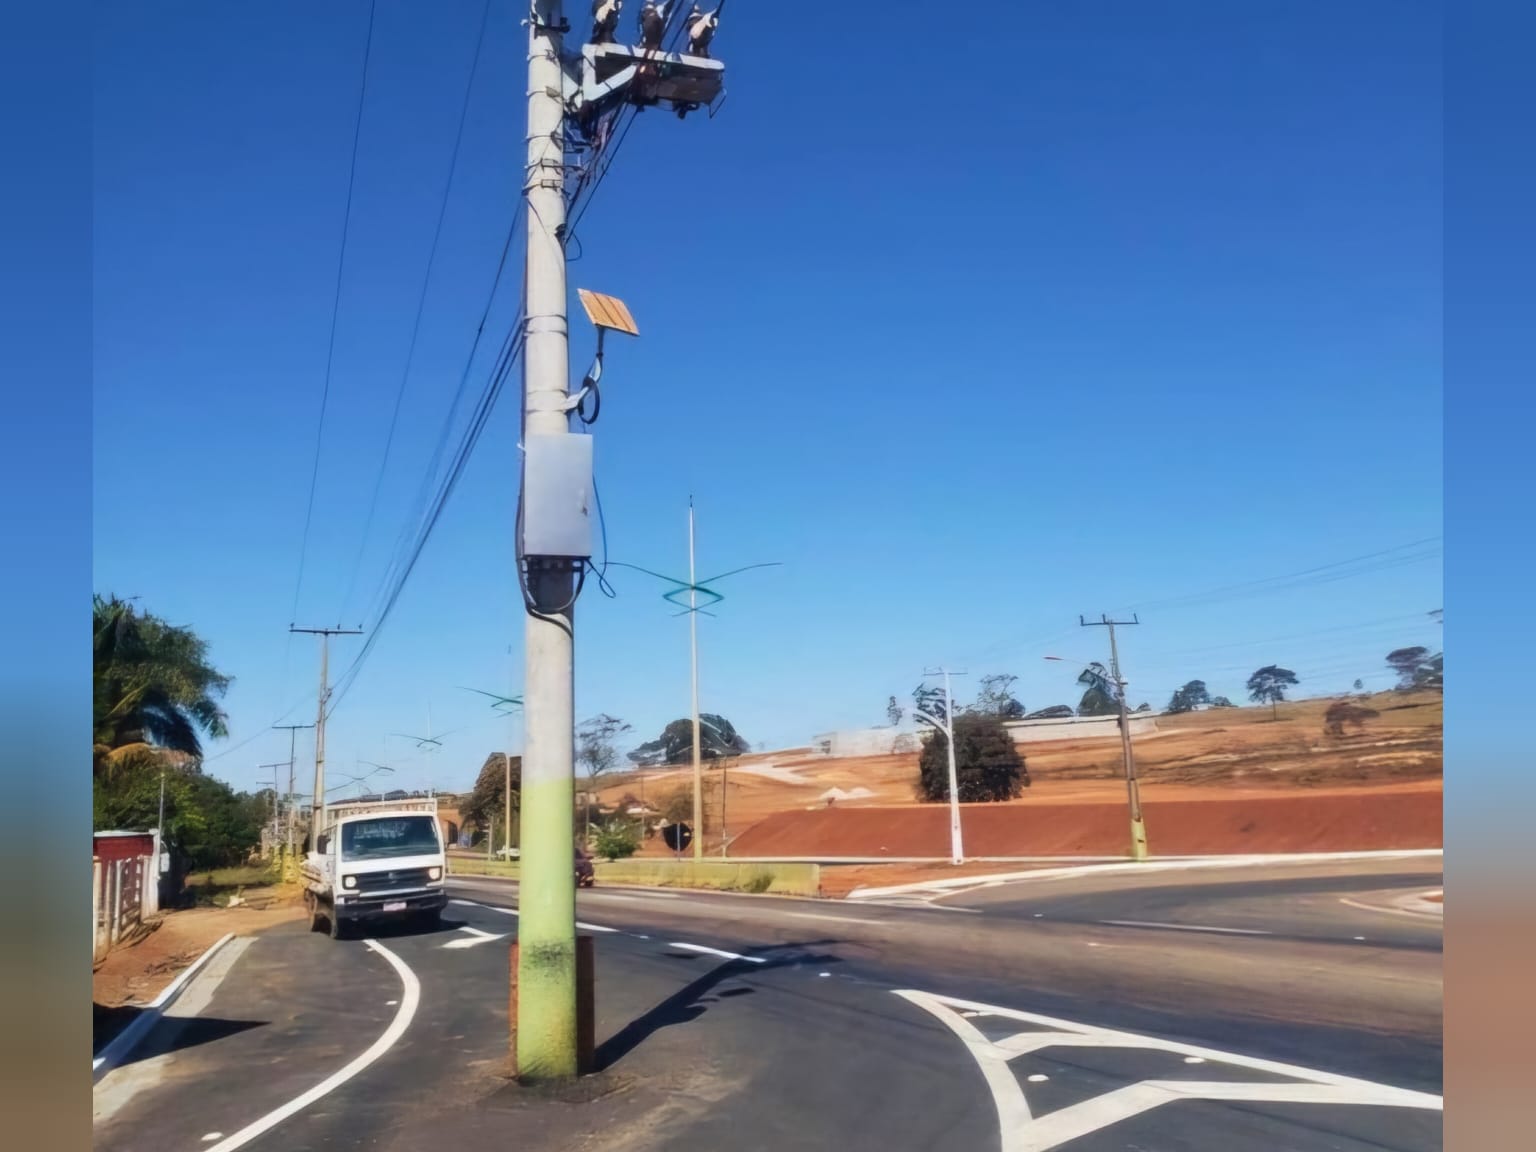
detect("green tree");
top-left (578, 713), bottom-right (632, 830)
top-left (628, 714), bottom-right (747, 766)
top-left (1210, 696), bottom-right (1235, 708)
top-left (592, 819), bottom-right (641, 861)
top-left (1387, 647), bottom-right (1442, 691)
top-left (656, 784), bottom-right (710, 829)
top-left (917, 714), bottom-right (1029, 803)
top-left (94, 594), bottom-right (231, 773)
top-left (1076, 663), bottom-right (1120, 717)
top-left (461, 752), bottom-right (521, 838)
top-left (885, 695), bottom-right (904, 728)
top-left (1246, 665), bottom-right (1299, 718)
top-left (1025, 705), bottom-right (1075, 719)
top-left (1324, 701), bottom-right (1380, 737)
top-left (94, 766), bottom-right (263, 871)
top-left (1165, 679), bottom-right (1212, 714)
top-left (972, 674), bottom-right (1026, 720)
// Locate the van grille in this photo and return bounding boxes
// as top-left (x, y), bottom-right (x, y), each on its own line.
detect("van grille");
top-left (355, 867), bottom-right (432, 893)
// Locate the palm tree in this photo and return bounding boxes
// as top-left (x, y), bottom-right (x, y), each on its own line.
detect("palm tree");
top-left (93, 595), bottom-right (231, 775)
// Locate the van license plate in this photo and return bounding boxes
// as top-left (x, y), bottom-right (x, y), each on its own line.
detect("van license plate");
top-left (382, 901), bottom-right (407, 912)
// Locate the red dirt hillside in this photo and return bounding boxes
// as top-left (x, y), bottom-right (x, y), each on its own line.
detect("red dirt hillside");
top-left (729, 782), bottom-right (1442, 858)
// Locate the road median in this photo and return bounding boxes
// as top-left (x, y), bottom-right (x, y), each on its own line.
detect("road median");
top-left (449, 856), bottom-right (821, 896)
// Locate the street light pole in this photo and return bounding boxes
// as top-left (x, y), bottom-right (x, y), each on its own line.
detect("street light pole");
top-left (915, 669), bottom-right (967, 864)
top-left (689, 498), bottom-right (704, 859)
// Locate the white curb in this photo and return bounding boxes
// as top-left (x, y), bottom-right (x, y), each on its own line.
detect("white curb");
top-left (846, 849), bottom-right (1444, 901)
top-left (93, 932), bottom-right (236, 1084)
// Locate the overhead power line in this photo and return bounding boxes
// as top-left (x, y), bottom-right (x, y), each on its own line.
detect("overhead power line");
top-left (339, 0), bottom-right (494, 628)
top-left (289, 0), bottom-right (379, 628)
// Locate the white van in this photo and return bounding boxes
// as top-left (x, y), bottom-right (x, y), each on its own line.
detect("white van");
top-left (301, 806), bottom-right (447, 940)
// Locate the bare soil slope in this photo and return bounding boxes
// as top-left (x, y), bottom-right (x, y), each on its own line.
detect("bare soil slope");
top-left (596, 692), bottom-right (1442, 855)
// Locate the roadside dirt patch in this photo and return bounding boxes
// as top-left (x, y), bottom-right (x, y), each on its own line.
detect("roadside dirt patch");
top-left (729, 783), bottom-right (1442, 859)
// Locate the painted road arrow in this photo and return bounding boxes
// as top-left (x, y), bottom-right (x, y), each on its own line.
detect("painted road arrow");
top-left (441, 926), bottom-right (507, 950)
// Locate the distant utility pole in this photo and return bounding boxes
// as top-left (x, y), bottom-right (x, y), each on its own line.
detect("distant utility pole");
top-left (514, 0), bottom-right (726, 1082)
top-left (1080, 614), bottom-right (1147, 861)
top-left (273, 723), bottom-right (314, 861)
top-left (258, 761), bottom-right (287, 854)
top-left (289, 626), bottom-right (363, 839)
top-left (914, 668), bottom-right (967, 865)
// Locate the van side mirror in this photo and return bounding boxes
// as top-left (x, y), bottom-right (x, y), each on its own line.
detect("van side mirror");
top-left (316, 834), bottom-right (330, 854)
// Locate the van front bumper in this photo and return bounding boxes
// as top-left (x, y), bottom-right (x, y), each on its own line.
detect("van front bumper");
top-left (334, 888), bottom-right (447, 921)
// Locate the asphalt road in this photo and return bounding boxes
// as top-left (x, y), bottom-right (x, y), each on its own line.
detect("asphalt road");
top-left (92, 858), bottom-right (1442, 1152)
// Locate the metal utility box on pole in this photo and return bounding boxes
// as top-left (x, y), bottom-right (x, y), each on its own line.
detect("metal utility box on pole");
top-left (1081, 614), bottom-right (1148, 861)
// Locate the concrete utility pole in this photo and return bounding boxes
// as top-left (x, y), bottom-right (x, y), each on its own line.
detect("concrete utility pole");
top-left (274, 723), bottom-right (314, 862)
top-left (688, 499), bottom-right (704, 859)
top-left (1080, 614), bottom-right (1147, 860)
top-left (515, 0), bottom-right (726, 1082)
top-left (290, 627), bottom-right (362, 840)
top-left (517, 0), bottom-right (580, 1083)
top-left (914, 669), bottom-right (967, 864)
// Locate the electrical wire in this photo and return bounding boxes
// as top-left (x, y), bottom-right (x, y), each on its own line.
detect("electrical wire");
top-left (338, 0), bottom-right (493, 628)
top-left (289, 0), bottom-right (378, 628)
top-left (332, 4), bottom-right (697, 714)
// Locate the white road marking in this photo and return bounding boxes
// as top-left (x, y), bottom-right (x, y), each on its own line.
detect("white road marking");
top-left (1027, 1074), bottom-right (1049, 1083)
top-left (1339, 895), bottom-right (1444, 922)
top-left (451, 897), bottom-right (614, 933)
top-left (199, 939), bottom-right (421, 1152)
top-left (668, 942), bottom-right (767, 964)
top-left (1184, 1057), bottom-right (1205, 1065)
top-left (1101, 919), bottom-right (1273, 937)
top-left (442, 926), bottom-right (508, 950)
top-left (587, 890), bottom-right (682, 901)
top-left (201, 1133), bottom-right (223, 1142)
top-left (780, 911), bottom-right (881, 925)
top-left (848, 849), bottom-right (1444, 901)
top-left (896, 989), bottom-right (1441, 1152)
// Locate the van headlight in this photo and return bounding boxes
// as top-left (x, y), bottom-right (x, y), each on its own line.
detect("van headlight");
top-left (428, 866), bottom-right (443, 881)
top-left (342, 875), bottom-right (358, 890)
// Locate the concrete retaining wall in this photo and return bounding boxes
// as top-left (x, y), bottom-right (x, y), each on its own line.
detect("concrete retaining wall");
top-left (1003, 713), bottom-right (1160, 743)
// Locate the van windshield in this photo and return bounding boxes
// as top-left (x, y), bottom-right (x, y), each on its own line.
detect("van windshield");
top-left (340, 816), bottom-right (440, 861)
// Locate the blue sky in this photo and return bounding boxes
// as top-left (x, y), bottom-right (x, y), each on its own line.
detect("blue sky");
top-left (93, 1), bottom-right (1442, 797)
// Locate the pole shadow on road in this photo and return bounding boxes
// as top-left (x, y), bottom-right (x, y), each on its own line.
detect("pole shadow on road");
top-left (594, 940), bottom-right (846, 1073)
top-left (115, 1013), bottom-right (268, 1070)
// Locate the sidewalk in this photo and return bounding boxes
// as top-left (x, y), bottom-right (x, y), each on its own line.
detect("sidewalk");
top-left (93, 899), bottom-right (304, 1053)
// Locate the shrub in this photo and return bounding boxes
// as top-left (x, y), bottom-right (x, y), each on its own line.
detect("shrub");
top-left (1324, 701), bottom-right (1380, 738)
top-left (917, 714), bottom-right (1029, 803)
top-left (592, 819), bottom-right (641, 861)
